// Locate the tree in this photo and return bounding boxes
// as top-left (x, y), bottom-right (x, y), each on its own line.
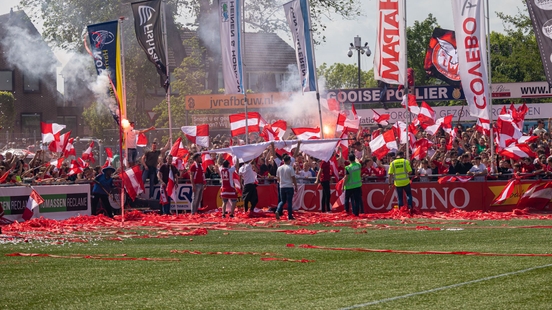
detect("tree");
top-left (318, 63), bottom-right (376, 89)
top-left (82, 101), bottom-right (117, 139)
top-left (0, 91), bottom-right (15, 131)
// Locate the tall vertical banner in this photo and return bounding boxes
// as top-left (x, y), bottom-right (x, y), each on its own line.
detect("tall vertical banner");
top-left (283, 0), bottom-right (317, 92)
top-left (131, 0), bottom-right (170, 91)
top-left (218, 0), bottom-right (244, 95)
top-left (374, 0), bottom-right (406, 85)
top-left (87, 21), bottom-right (122, 124)
top-left (526, 0), bottom-right (552, 87)
top-left (451, 0), bottom-right (490, 121)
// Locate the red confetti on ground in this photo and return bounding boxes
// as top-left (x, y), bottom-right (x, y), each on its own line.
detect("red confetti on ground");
top-left (260, 257), bottom-right (315, 263)
top-left (5, 252), bottom-right (180, 261)
top-left (297, 244), bottom-right (552, 257)
top-left (170, 249), bottom-right (278, 256)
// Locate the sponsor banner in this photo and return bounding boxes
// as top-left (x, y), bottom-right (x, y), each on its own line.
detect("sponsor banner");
top-left (326, 86), bottom-right (464, 104)
top-left (142, 180), bottom-right (534, 213)
top-left (526, 0), bottom-right (552, 87)
top-left (284, 0), bottom-right (317, 92)
top-left (218, 0), bottom-right (244, 94)
top-left (1, 184), bottom-right (91, 221)
top-left (186, 92), bottom-right (291, 110)
top-left (491, 81), bottom-right (552, 99)
top-left (86, 20), bottom-right (121, 123)
top-left (357, 103), bottom-right (552, 126)
top-left (374, 0), bottom-right (406, 85)
top-left (424, 28), bottom-right (461, 86)
top-left (131, 0), bottom-right (170, 91)
top-left (452, 0), bottom-right (490, 121)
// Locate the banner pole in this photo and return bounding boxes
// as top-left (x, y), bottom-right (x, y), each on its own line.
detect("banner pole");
top-left (403, 0), bottom-right (410, 159)
top-left (119, 17), bottom-right (129, 169)
top-left (118, 100), bottom-right (125, 223)
top-left (485, 0), bottom-right (495, 173)
top-left (162, 0), bottom-right (173, 145)
top-left (242, 0), bottom-right (248, 144)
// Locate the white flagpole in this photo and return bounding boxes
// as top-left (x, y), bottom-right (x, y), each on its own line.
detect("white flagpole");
top-left (162, 0), bottom-right (173, 145)
top-left (485, 0), bottom-right (495, 173)
top-left (242, 0), bottom-right (249, 144)
top-left (304, 0), bottom-right (324, 138)
top-left (403, 0), bottom-right (410, 159)
top-left (118, 17), bottom-right (127, 221)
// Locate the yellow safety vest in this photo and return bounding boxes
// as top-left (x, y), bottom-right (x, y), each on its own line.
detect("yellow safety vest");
top-left (389, 158), bottom-right (411, 187)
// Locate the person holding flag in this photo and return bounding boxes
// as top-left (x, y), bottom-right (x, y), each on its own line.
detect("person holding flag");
top-left (220, 160), bottom-right (238, 218)
top-left (157, 154), bottom-right (179, 215)
top-left (126, 121), bottom-right (155, 167)
top-left (388, 151), bottom-right (414, 215)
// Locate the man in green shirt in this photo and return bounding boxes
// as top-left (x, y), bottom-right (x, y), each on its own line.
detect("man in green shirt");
top-left (343, 154), bottom-right (363, 216)
top-left (388, 151), bottom-right (413, 214)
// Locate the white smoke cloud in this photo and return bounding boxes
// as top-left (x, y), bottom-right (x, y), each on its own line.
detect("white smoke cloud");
top-left (90, 71), bottom-right (119, 119)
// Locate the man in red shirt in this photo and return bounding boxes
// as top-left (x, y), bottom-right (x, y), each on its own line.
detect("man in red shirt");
top-left (315, 160), bottom-right (331, 212)
top-left (189, 153), bottom-right (205, 215)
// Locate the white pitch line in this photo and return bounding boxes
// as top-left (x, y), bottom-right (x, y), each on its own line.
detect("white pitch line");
top-left (340, 263), bottom-right (552, 309)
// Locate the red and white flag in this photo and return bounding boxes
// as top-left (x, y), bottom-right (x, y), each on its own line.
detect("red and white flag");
top-left (0, 169), bottom-right (10, 184)
top-left (229, 112), bottom-right (262, 137)
top-left (136, 133), bottom-right (148, 147)
top-left (260, 125), bottom-right (280, 142)
top-left (170, 137), bottom-right (189, 159)
top-left (41, 122), bottom-right (66, 144)
top-left (181, 124), bottom-right (210, 148)
top-left (63, 138), bottom-right (76, 158)
top-left (517, 181), bottom-right (552, 210)
top-left (516, 103), bottom-right (528, 129)
top-left (475, 118), bottom-right (490, 136)
top-left (374, 0), bottom-right (406, 85)
top-left (329, 155), bottom-right (340, 180)
top-left (167, 168), bottom-right (177, 201)
top-left (322, 97), bottom-right (341, 112)
top-left (499, 143), bottom-right (536, 161)
top-left (201, 153), bottom-right (216, 171)
top-left (68, 159), bottom-right (84, 175)
top-left (425, 115), bottom-right (454, 136)
top-left (517, 135), bottom-right (539, 145)
top-left (411, 138), bottom-right (432, 160)
top-left (331, 178), bottom-right (346, 210)
top-left (417, 102), bottom-right (435, 126)
top-left (22, 189), bottom-right (44, 221)
top-left (81, 141), bottom-right (95, 163)
top-left (292, 127), bottom-right (321, 140)
top-left (48, 157), bottom-right (65, 169)
top-left (491, 178), bottom-right (520, 205)
top-left (372, 109), bottom-right (390, 126)
top-left (336, 108), bottom-right (360, 133)
top-left (260, 120), bottom-right (287, 142)
top-left (121, 165), bottom-right (145, 201)
top-left (401, 94), bottom-right (420, 114)
top-left (438, 175), bottom-right (473, 184)
top-left (102, 148), bottom-right (114, 169)
top-left (452, 0), bottom-right (490, 122)
top-left (159, 186), bottom-right (169, 205)
top-left (48, 131), bottom-right (71, 153)
top-left (337, 132), bottom-right (349, 160)
top-left (496, 114), bottom-right (523, 148)
top-left (232, 171), bottom-right (242, 196)
top-left (369, 129), bottom-right (397, 160)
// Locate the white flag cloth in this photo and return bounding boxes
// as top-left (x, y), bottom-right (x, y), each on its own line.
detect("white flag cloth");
top-left (374, 0), bottom-right (406, 85)
top-left (452, 0), bottom-right (490, 121)
top-left (218, 0), bottom-right (244, 94)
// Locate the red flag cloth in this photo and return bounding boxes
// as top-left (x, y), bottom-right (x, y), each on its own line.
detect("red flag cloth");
top-left (326, 98), bottom-right (340, 112)
top-left (401, 94), bottom-right (420, 114)
top-left (49, 158), bottom-right (65, 169)
top-left (260, 125), bottom-right (280, 142)
top-left (229, 112), bottom-right (261, 137)
top-left (338, 132), bottom-right (349, 160)
top-left (136, 133), bottom-right (148, 147)
top-left (475, 118), bottom-right (490, 136)
top-left (331, 178), bottom-right (346, 210)
top-left (417, 102), bottom-right (436, 126)
top-left (411, 138), bottom-right (432, 160)
top-left (121, 165), bottom-right (145, 201)
top-left (68, 159), bottom-right (84, 176)
top-left (41, 122), bottom-right (66, 144)
top-left (81, 141), bottom-right (95, 163)
top-left (517, 181), bottom-right (552, 210)
top-left (371, 109), bottom-right (390, 126)
top-left (232, 171), bottom-right (242, 196)
top-left (496, 114), bottom-right (523, 148)
top-left (48, 131), bottom-right (71, 153)
top-left (102, 148), bottom-right (114, 169)
top-left (201, 153), bottom-right (215, 171)
top-left (63, 138), bottom-right (76, 158)
top-left (369, 129), bottom-right (397, 160)
top-left (292, 127), bottom-right (321, 140)
top-left (491, 178), bottom-right (520, 205)
top-left (170, 137), bottom-right (189, 158)
top-left (167, 168), bottom-right (177, 201)
top-left (181, 124), bottom-right (210, 148)
top-left (159, 186), bottom-right (168, 205)
top-left (23, 189), bottom-right (44, 221)
top-left (271, 120), bottom-right (287, 140)
top-left (499, 143), bottom-right (536, 161)
top-left (335, 104), bottom-right (360, 133)
top-left (0, 170), bottom-right (10, 184)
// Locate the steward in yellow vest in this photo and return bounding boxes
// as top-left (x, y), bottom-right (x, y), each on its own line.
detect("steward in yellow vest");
top-left (388, 151), bottom-right (413, 214)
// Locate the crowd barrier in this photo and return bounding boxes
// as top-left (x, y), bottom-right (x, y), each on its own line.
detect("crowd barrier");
top-left (0, 180), bottom-right (544, 222)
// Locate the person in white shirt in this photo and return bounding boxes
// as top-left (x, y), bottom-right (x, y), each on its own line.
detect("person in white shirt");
top-left (275, 155), bottom-right (297, 220)
top-left (468, 156), bottom-right (487, 180)
top-left (238, 161), bottom-right (258, 214)
top-left (125, 121), bottom-right (155, 167)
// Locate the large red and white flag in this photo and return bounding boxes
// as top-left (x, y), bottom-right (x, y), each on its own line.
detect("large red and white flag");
top-left (475, 118), bottom-right (490, 136)
top-left (41, 122), bottom-right (66, 144)
top-left (260, 120), bottom-right (287, 142)
top-left (517, 181), bottom-right (552, 210)
top-left (491, 178), bottom-right (520, 205)
top-left (22, 189), bottom-right (44, 221)
top-left (201, 153), bottom-right (216, 171)
top-left (417, 102), bottom-right (436, 126)
top-left (47, 157), bottom-right (64, 169)
top-left (170, 137), bottom-right (189, 159)
top-left (401, 94), bottom-right (420, 114)
top-left (496, 114), bottom-right (523, 148)
top-left (167, 168), bottom-right (177, 201)
top-left (229, 112), bottom-right (261, 137)
top-left (48, 131), bottom-right (71, 153)
top-left (63, 138), bottom-right (76, 158)
top-left (371, 110), bottom-right (390, 126)
top-left (452, 0), bottom-right (490, 121)
top-left (411, 138), bottom-right (432, 160)
top-left (336, 112), bottom-right (360, 133)
top-left (425, 115), bottom-right (453, 136)
top-left (337, 132), bottom-right (349, 160)
top-left (136, 133), bottom-right (148, 147)
top-left (121, 165), bottom-right (145, 201)
top-left (374, 0), bottom-right (406, 85)
top-left (81, 141), bottom-right (95, 163)
top-left (498, 143), bottom-right (536, 161)
top-left (292, 127), bottom-right (321, 140)
top-left (68, 159), bottom-right (84, 176)
top-left (369, 129), bottom-right (397, 160)
top-left (181, 124), bottom-right (210, 148)
top-left (102, 148), bottom-right (114, 169)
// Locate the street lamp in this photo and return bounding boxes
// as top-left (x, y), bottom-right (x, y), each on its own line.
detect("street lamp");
top-left (347, 35), bottom-right (371, 89)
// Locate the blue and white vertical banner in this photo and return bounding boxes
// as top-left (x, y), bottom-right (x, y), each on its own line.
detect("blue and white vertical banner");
top-left (284, 0), bottom-right (317, 92)
top-left (218, 0), bottom-right (244, 95)
top-left (452, 0), bottom-right (490, 121)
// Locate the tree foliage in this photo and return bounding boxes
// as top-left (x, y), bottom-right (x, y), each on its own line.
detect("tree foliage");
top-left (0, 91), bottom-right (15, 131)
top-left (318, 63), bottom-right (376, 89)
top-left (82, 101), bottom-right (117, 139)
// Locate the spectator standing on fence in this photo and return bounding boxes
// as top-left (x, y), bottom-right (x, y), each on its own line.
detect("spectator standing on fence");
top-left (388, 151), bottom-right (413, 215)
top-left (189, 153), bottom-right (205, 215)
top-left (91, 166), bottom-right (117, 218)
top-left (533, 120), bottom-right (547, 136)
top-left (141, 140), bottom-right (161, 199)
top-left (315, 159), bottom-right (331, 213)
top-left (158, 154), bottom-right (179, 215)
top-left (239, 160), bottom-right (258, 215)
top-left (125, 121), bottom-right (155, 167)
top-left (275, 154), bottom-right (297, 220)
top-left (343, 153), bottom-right (363, 216)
